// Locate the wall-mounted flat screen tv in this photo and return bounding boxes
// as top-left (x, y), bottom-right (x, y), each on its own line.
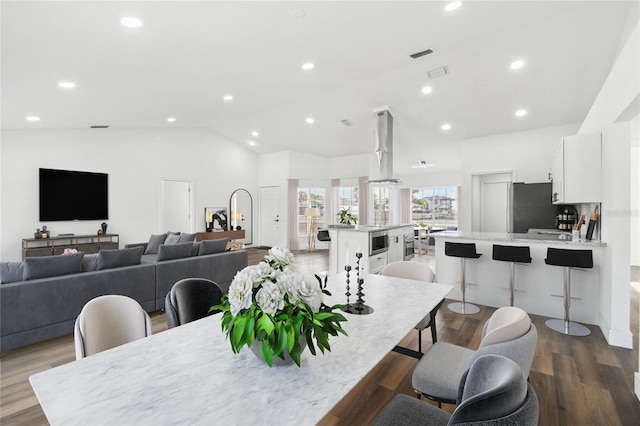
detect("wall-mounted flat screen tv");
top-left (39, 168), bottom-right (108, 221)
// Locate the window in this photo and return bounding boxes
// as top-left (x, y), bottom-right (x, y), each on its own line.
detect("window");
top-left (373, 186), bottom-right (390, 225)
top-left (298, 188), bottom-right (325, 234)
top-left (338, 186), bottom-right (359, 223)
top-left (411, 187), bottom-right (458, 230)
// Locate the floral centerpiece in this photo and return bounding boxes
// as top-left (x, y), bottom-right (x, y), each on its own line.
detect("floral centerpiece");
top-left (213, 247), bottom-right (347, 367)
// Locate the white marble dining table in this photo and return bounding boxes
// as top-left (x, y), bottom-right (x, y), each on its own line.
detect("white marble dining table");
top-left (30, 272), bottom-right (452, 426)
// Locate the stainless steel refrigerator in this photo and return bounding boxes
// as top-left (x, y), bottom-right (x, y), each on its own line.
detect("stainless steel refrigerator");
top-left (509, 182), bottom-right (558, 233)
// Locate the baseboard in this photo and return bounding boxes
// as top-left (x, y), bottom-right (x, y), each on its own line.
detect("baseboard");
top-left (598, 312), bottom-right (633, 349)
top-left (635, 372), bottom-right (640, 402)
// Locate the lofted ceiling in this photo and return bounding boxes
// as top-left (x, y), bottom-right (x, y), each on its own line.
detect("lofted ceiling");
top-left (1, 1), bottom-right (636, 174)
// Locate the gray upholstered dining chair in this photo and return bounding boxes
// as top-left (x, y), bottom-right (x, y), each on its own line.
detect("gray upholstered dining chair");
top-left (381, 261), bottom-right (441, 352)
top-left (373, 354), bottom-right (539, 426)
top-left (165, 278), bottom-right (223, 328)
top-left (74, 295), bottom-right (152, 360)
top-left (412, 306), bottom-right (537, 406)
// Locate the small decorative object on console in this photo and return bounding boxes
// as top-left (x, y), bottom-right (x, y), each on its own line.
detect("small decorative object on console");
top-left (101, 222), bottom-right (108, 234)
top-left (63, 248), bottom-right (78, 255)
top-left (213, 247), bottom-right (347, 367)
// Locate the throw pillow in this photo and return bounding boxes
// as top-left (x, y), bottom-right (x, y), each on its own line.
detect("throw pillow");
top-left (164, 233), bottom-right (181, 245)
top-left (145, 234), bottom-right (168, 254)
top-left (82, 254), bottom-right (98, 272)
top-left (157, 242), bottom-right (193, 261)
top-left (96, 246), bottom-right (144, 270)
top-left (177, 233), bottom-right (196, 244)
top-left (0, 262), bottom-right (25, 284)
top-left (198, 238), bottom-right (229, 256)
top-left (23, 252), bottom-right (84, 280)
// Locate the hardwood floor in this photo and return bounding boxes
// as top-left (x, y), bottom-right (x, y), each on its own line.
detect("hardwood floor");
top-left (1, 250), bottom-right (638, 425)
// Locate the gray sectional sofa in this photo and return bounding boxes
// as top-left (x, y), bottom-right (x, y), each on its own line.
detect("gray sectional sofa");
top-left (0, 235), bottom-right (247, 352)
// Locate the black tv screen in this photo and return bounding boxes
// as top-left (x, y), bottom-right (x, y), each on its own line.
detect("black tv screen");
top-left (39, 168), bottom-right (108, 221)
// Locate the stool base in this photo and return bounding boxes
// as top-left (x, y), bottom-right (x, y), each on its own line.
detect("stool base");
top-left (545, 319), bottom-right (591, 336)
top-left (448, 302), bottom-right (480, 315)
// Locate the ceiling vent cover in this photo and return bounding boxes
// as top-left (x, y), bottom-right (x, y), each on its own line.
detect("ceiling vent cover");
top-left (427, 66), bottom-right (449, 79)
top-left (90, 125), bottom-right (110, 129)
top-left (410, 48), bottom-right (435, 59)
top-left (340, 119), bottom-right (353, 127)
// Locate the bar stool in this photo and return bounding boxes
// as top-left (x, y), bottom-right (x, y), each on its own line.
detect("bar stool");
top-left (492, 245), bottom-right (532, 307)
top-left (445, 242), bottom-right (482, 314)
top-left (544, 247), bottom-right (593, 336)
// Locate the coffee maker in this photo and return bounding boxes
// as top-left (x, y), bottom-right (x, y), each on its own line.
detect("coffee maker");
top-left (556, 206), bottom-right (578, 231)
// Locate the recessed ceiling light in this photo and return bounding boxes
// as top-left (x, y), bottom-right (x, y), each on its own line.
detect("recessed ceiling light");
top-left (26, 116), bottom-right (40, 122)
top-left (251, 131), bottom-right (259, 137)
top-left (515, 109), bottom-right (527, 117)
top-left (58, 81), bottom-right (76, 89)
top-left (421, 86), bottom-right (433, 95)
top-left (444, 1), bottom-right (462, 12)
top-left (167, 117), bottom-right (176, 122)
top-left (247, 140), bottom-right (257, 146)
top-left (306, 117), bottom-right (315, 124)
top-left (290, 9), bottom-right (306, 19)
top-left (441, 123), bottom-right (451, 130)
top-left (302, 62), bottom-right (314, 70)
top-left (510, 60), bottom-right (525, 70)
top-left (120, 16), bottom-right (143, 28)
top-left (223, 95), bottom-right (233, 101)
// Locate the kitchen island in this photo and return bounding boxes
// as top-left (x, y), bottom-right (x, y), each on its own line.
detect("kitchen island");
top-left (328, 225), bottom-right (414, 274)
top-left (430, 231), bottom-right (606, 326)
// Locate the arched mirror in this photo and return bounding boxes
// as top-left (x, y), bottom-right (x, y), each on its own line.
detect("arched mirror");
top-left (229, 189), bottom-right (253, 245)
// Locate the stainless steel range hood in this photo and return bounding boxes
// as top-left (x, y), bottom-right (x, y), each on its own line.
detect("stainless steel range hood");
top-left (368, 109), bottom-right (402, 185)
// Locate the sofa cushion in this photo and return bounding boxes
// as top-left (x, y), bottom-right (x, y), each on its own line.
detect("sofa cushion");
top-left (96, 246), bottom-right (144, 271)
top-left (198, 239), bottom-right (229, 256)
top-left (164, 233), bottom-right (181, 245)
top-left (23, 253), bottom-right (84, 280)
top-left (82, 254), bottom-right (98, 272)
top-left (190, 242), bottom-right (201, 257)
top-left (145, 234), bottom-right (168, 254)
top-left (157, 243), bottom-right (193, 261)
top-left (1, 262), bottom-right (25, 284)
top-left (178, 233), bottom-right (196, 244)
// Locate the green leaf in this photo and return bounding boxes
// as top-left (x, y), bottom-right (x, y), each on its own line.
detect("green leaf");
top-left (232, 316), bottom-right (247, 350)
top-left (261, 340), bottom-right (273, 367)
top-left (258, 314), bottom-right (275, 335)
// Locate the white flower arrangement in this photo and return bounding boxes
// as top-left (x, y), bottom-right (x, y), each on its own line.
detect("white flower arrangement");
top-left (214, 247), bottom-right (347, 366)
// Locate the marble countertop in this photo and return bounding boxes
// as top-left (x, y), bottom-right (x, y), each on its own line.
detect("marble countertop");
top-left (30, 273), bottom-right (453, 426)
top-left (328, 224), bottom-right (414, 233)
top-left (429, 230), bottom-right (606, 247)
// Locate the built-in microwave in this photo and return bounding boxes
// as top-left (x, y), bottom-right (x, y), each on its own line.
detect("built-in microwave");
top-left (370, 230), bottom-right (389, 256)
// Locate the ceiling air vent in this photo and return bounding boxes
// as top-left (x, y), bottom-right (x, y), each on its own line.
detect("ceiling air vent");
top-left (427, 66), bottom-right (449, 79)
top-left (340, 119), bottom-right (353, 127)
top-left (409, 48), bottom-right (435, 59)
top-left (90, 125), bottom-right (110, 129)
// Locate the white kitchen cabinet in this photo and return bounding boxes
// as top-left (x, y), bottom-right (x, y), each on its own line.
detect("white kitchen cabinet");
top-left (549, 132), bottom-right (601, 204)
top-left (387, 227), bottom-right (405, 264)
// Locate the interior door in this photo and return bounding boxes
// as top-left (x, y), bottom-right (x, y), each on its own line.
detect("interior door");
top-left (161, 179), bottom-right (193, 232)
top-left (480, 181), bottom-right (509, 232)
top-left (259, 186), bottom-right (281, 248)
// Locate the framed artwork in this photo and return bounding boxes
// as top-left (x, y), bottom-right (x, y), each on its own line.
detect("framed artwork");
top-left (205, 207), bottom-right (228, 231)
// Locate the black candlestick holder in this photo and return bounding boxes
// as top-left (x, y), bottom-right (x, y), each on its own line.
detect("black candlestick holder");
top-left (342, 253), bottom-right (374, 315)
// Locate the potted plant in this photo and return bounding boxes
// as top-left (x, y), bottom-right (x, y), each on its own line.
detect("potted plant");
top-left (337, 207), bottom-right (357, 225)
top-left (213, 247), bottom-right (348, 367)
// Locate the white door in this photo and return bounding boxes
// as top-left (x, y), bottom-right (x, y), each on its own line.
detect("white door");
top-left (480, 181), bottom-right (509, 232)
top-left (260, 186), bottom-right (281, 248)
top-left (161, 179), bottom-right (193, 232)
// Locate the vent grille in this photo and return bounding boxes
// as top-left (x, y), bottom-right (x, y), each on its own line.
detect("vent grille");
top-left (340, 119), bottom-right (353, 127)
top-left (427, 66), bottom-right (449, 79)
top-left (90, 125), bottom-right (110, 129)
top-left (409, 48), bottom-right (435, 59)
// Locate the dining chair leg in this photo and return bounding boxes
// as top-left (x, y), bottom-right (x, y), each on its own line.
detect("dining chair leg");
top-left (418, 329), bottom-right (422, 353)
top-left (430, 318), bottom-right (437, 343)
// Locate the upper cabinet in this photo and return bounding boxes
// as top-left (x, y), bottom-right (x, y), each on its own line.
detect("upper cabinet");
top-left (549, 132), bottom-right (602, 204)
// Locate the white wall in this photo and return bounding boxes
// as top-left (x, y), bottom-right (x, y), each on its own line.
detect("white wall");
top-left (0, 128), bottom-right (259, 261)
top-left (630, 113), bottom-right (639, 266)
